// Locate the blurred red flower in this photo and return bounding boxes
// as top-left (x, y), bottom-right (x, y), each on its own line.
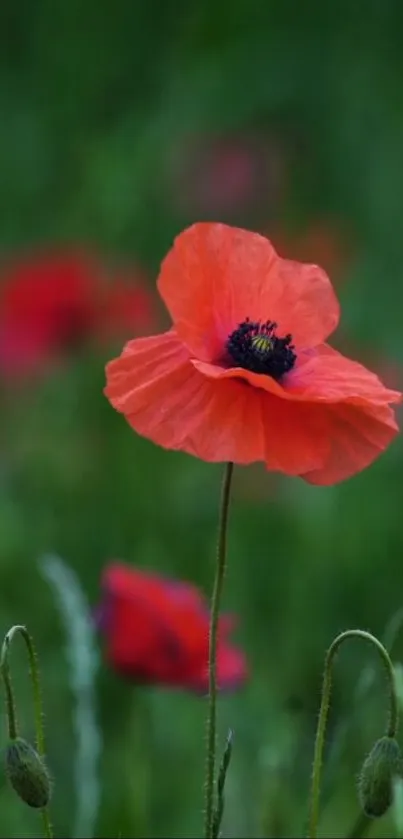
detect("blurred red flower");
top-left (0, 251), bottom-right (155, 378)
top-left (172, 133), bottom-right (285, 217)
top-left (96, 562), bottom-right (247, 693)
top-left (97, 274), bottom-right (155, 341)
top-left (105, 223), bottom-right (402, 485)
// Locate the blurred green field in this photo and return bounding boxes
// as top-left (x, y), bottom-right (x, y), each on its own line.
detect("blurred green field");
top-left (2, 1), bottom-right (403, 836)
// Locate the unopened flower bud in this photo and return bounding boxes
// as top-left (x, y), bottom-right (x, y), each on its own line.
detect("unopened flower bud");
top-left (358, 735), bottom-right (402, 818)
top-left (5, 737), bottom-right (51, 808)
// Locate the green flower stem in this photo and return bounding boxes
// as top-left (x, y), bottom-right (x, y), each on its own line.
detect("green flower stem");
top-left (41, 807), bottom-right (53, 839)
top-left (0, 633), bottom-right (18, 740)
top-left (204, 462), bottom-right (234, 839)
top-left (346, 810), bottom-right (372, 839)
top-left (308, 629), bottom-right (398, 839)
top-left (0, 625), bottom-right (53, 839)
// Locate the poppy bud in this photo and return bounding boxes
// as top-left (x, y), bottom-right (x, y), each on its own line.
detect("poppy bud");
top-left (5, 737), bottom-right (51, 808)
top-left (358, 736), bottom-right (403, 818)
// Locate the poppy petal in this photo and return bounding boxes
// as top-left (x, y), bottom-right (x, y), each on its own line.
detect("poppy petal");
top-left (189, 643), bottom-right (248, 693)
top-left (216, 643), bottom-right (248, 690)
top-left (192, 346), bottom-right (402, 407)
top-left (104, 589), bottom-right (164, 675)
top-left (286, 344), bottom-right (403, 406)
top-left (302, 402), bottom-right (399, 485)
top-left (192, 358), bottom-right (288, 398)
top-left (98, 561), bottom-right (248, 692)
top-left (105, 331), bottom-right (325, 474)
top-left (101, 564), bottom-right (190, 680)
top-left (157, 222), bottom-right (340, 362)
top-left (105, 331), bottom-right (399, 482)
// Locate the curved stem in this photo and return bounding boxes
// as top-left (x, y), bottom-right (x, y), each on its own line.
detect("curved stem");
top-left (2, 626), bottom-right (46, 754)
top-left (308, 629), bottom-right (398, 839)
top-left (204, 462), bottom-right (234, 839)
top-left (346, 810), bottom-right (372, 839)
top-left (0, 625), bottom-right (53, 839)
top-left (0, 635), bottom-right (18, 740)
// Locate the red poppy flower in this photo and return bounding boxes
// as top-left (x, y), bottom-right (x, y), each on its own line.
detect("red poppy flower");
top-left (0, 251), bottom-right (156, 378)
top-left (105, 223), bottom-right (402, 485)
top-left (0, 252), bottom-right (98, 376)
top-left (96, 562), bottom-right (247, 693)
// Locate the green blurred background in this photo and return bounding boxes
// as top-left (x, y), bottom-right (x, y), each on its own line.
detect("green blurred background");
top-left (1, 1), bottom-right (403, 836)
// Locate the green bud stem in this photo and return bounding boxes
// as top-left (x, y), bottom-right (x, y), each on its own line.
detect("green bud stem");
top-left (0, 625), bottom-right (53, 839)
top-left (307, 629), bottom-right (399, 839)
top-left (1, 636), bottom-right (18, 741)
top-left (346, 810), bottom-right (372, 839)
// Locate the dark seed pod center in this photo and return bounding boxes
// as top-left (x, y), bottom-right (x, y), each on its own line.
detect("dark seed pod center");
top-left (226, 318), bottom-right (296, 380)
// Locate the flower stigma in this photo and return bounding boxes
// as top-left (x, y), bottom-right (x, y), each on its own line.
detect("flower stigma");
top-left (226, 318), bottom-right (296, 380)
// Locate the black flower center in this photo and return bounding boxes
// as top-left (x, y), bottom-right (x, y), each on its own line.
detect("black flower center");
top-left (226, 318), bottom-right (296, 380)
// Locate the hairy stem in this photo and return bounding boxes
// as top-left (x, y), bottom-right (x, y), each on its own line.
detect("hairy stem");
top-left (308, 629), bottom-right (398, 839)
top-left (204, 462), bottom-right (234, 839)
top-left (0, 636), bottom-right (18, 740)
top-left (0, 625), bottom-right (53, 839)
top-left (346, 810), bottom-right (372, 839)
